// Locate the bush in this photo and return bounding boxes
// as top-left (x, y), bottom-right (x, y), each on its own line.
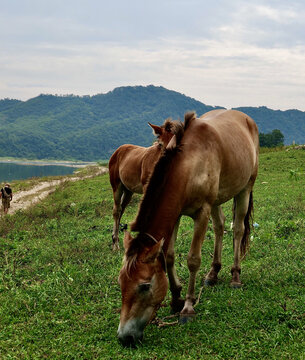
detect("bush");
top-left (259, 129), bottom-right (284, 148)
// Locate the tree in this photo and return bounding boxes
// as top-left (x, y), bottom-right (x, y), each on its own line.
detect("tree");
top-left (259, 129), bottom-right (284, 147)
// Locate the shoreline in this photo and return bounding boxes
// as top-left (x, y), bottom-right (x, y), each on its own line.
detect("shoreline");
top-left (0, 159), bottom-right (97, 168)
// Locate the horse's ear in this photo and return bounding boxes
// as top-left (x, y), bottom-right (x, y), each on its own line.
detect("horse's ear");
top-left (143, 238), bottom-right (164, 263)
top-left (148, 122), bottom-right (163, 137)
top-left (123, 231), bottom-right (133, 251)
top-left (166, 134), bottom-right (177, 150)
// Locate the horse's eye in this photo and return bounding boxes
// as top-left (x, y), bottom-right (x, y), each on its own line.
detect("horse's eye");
top-left (138, 282), bottom-right (151, 292)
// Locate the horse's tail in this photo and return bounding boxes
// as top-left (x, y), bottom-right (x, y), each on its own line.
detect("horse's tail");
top-left (233, 191), bottom-right (253, 258)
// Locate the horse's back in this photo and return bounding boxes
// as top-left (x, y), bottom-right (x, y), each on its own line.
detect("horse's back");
top-left (197, 110), bottom-right (259, 163)
top-left (109, 144), bottom-right (160, 194)
top-left (183, 110), bottom-right (259, 206)
top-left (109, 144), bottom-right (143, 169)
top-left (199, 109), bottom-right (258, 146)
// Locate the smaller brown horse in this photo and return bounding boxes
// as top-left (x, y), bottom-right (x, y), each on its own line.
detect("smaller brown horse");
top-left (109, 119), bottom-right (181, 250)
top-left (118, 110), bottom-right (259, 347)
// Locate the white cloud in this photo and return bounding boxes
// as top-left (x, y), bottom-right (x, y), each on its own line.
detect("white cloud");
top-left (254, 5), bottom-right (298, 22)
top-left (0, 0), bottom-right (305, 110)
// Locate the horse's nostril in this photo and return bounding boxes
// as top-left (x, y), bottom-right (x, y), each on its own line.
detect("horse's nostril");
top-left (118, 334), bottom-right (136, 348)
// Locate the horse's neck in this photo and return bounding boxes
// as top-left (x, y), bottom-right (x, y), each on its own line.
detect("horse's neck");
top-left (135, 150), bottom-right (188, 249)
top-left (144, 143), bottom-right (161, 158)
top-left (143, 188), bottom-right (183, 253)
top-left (140, 145), bottom-right (162, 183)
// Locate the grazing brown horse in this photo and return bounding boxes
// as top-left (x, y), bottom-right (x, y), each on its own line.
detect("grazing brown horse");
top-left (109, 119), bottom-right (180, 250)
top-left (118, 109), bottom-right (259, 346)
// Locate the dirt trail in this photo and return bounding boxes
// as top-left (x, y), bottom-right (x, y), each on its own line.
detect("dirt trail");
top-left (2, 167), bottom-right (108, 216)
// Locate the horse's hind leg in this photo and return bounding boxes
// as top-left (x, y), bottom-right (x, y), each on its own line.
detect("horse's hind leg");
top-left (231, 187), bottom-right (253, 287)
top-left (112, 184), bottom-right (132, 251)
top-left (120, 188), bottom-right (133, 224)
top-left (205, 205), bottom-right (225, 286)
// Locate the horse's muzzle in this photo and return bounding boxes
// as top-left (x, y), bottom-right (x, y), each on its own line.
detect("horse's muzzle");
top-left (118, 332), bottom-right (143, 347)
top-left (117, 320), bottom-right (144, 347)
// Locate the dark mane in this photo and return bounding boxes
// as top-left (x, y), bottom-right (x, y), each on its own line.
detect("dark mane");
top-left (130, 149), bottom-right (176, 233)
top-left (184, 111), bottom-right (196, 130)
top-left (131, 112), bottom-right (196, 233)
top-left (124, 233), bottom-right (166, 275)
top-left (162, 118), bottom-right (174, 132)
top-left (153, 118), bottom-right (184, 147)
top-left (124, 233), bottom-right (156, 274)
top-left (162, 118), bottom-right (183, 139)
top-left (126, 233), bottom-right (156, 257)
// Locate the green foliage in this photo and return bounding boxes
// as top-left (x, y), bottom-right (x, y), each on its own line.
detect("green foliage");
top-left (0, 86), bottom-right (222, 161)
top-left (0, 98), bottom-right (21, 111)
top-left (259, 129), bottom-right (285, 147)
top-left (0, 87), bottom-right (304, 161)
top-left (0, 149), bottom-right (304, 359)
top-left (235, 106), bottom-right (305, 145)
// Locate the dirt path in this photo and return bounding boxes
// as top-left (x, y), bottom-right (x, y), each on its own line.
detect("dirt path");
top-left (2, 167), bottom-right (108, 216)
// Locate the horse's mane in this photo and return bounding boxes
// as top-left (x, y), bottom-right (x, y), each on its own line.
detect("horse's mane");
top-left (124, 233), bottom-right (156, 274)
top-left (124, 112), bottom-right (196, 272)
top-left (130, 111), bottom-right (196, 234)
top-left (124, 233), bottom-right (167, 275)
top-left (162, 118), bottom-right (183, 138)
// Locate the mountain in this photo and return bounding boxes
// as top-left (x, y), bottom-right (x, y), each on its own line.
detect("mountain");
top-left (233, 106), bottom-right (305, 145)
top-left (0, 85), bottom-right (304, 161)
top-left (0, 99), bottom-right (22, 112)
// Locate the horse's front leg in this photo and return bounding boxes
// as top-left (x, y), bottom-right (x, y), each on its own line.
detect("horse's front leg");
top-left (180, 204), bottom-right (211, 323)
top-left (166, 218), bottom-right (184, 313)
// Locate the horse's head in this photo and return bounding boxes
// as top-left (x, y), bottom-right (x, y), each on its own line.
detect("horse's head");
top-left (148, 118), bottom-right (183, 148)
top-left (118, 232), bottom-right (168, 347)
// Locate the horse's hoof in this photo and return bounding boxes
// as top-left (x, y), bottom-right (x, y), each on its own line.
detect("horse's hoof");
top-left (112, 244), bottom-right (120, 251)
top-left (119, 223), bottom-right (128, 231)
top-left (204, 278), bottom-right (217, 287)
top-left (170, 298), bottom-right (185, 314)
top-left (179, 314), bottom-right (195, 325)
top-left (230, 281), bottom-right (242, 289)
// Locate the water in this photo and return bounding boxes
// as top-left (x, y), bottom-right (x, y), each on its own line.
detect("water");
top-left (0, 162), bottom-right (77, 183)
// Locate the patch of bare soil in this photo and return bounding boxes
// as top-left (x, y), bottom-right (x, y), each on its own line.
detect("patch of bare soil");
top-left (2, 167), bottom-right (108, 216)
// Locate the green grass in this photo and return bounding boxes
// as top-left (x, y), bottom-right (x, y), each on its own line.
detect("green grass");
top-left (0, 149), bottom-right (304, 359)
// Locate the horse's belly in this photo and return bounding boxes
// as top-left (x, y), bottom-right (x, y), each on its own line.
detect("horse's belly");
top-left (122, 180), bottom-right (143, 194)
top-left (120, 169), bottom-right (143, 194)
top-left (215, 173), bottom-right (252, 205)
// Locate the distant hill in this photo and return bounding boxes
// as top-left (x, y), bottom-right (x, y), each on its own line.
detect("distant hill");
top-left (0, 85), bottom-right (304, 161)
top-left (233, 106), bottom-right (305, 145)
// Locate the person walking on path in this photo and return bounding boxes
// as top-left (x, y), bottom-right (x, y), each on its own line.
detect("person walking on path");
top-left (0, 183), bottom-right (13, 214)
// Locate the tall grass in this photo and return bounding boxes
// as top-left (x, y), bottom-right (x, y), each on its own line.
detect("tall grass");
top-left (0, 149), bottom-right (304, 359)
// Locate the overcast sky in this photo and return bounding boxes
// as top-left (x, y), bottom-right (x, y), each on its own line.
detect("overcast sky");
top-left (1, 0), bottom-right (305, 110)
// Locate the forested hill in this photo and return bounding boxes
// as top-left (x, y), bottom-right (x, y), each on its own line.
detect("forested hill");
top-left (233, 106), bottom-right (305, 146)
top-left (0, 85), bottom-right (304, 161)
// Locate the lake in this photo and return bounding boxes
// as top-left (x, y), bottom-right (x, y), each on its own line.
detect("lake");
top-left (0, 162), bottom-right (79, 183)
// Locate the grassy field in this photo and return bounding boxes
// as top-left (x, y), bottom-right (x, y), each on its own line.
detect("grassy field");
top-left (0, 149), bottom-right (304, 359)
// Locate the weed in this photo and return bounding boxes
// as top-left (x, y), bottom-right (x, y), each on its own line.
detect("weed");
top-left (289, 168), bottom-right (300, 181)
top-left (275, 220), bottom-right (299, 238)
